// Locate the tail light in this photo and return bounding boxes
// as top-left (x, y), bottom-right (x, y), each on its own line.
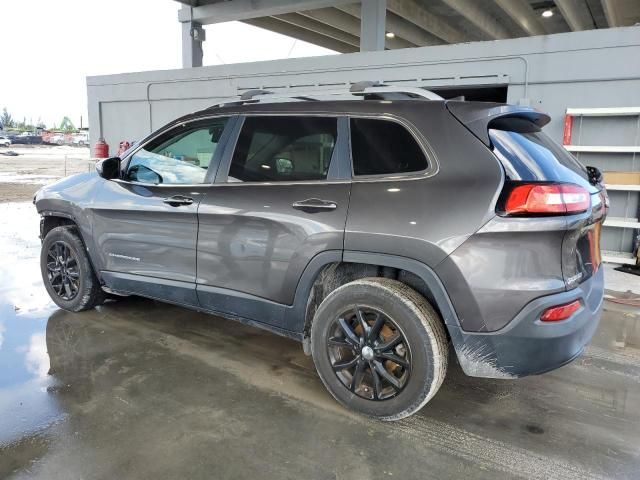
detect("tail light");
top-left (500, 183), bottom-right (590, 216)
top-left (540, 300), bottom-right (581, 322)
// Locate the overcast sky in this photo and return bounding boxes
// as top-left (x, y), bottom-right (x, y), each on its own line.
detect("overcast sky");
top-left (0, 0), bottom-right (336, 128)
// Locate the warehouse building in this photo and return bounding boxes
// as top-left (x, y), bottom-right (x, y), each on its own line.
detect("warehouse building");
top-left (87, 0), bottom-right (640, 263)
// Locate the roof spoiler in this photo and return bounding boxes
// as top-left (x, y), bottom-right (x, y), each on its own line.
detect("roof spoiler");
top-left (445, 101), bottom-right (551, 147)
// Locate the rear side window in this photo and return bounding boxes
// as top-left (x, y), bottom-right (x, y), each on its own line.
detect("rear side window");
top-left (228, 116), bottom-right (337, 182)
top-left (489, 126), bottom-right (589, 184)
top-left (350, 118), bottom-right (427, 176)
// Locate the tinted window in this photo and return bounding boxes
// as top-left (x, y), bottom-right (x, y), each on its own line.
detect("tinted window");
top-left (350, 118), bottom-right (427, 176)
top-left (228, 116), bottom-right (337, 182)
top-left (126, 117), bottom-right (228, 184)
top-left (489, 126), bottom-right (589, 184)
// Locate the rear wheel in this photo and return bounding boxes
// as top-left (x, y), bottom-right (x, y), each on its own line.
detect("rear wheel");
top-left (311, 278), bottom-right (448, 421)
top-left (40, 226), bottom-right (105, 312)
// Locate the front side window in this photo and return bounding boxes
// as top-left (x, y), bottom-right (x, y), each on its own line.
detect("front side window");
top-left (126, 117), bottom-right (229, 184)
top-left (350, 118), bottom-right (428, 176)
top-left (228, 116), bottom-right (337, 182)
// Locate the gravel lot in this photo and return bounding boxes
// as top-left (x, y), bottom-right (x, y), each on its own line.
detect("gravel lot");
top-left (0, 145), bottom-right (93, 202)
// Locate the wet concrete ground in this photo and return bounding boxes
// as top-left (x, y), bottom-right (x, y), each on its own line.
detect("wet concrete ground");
top-left (1, 201), bottom-right (639, 480)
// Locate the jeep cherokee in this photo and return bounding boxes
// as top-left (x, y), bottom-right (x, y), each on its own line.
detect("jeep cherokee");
top-left (35, 84), bottom-right (606, 420)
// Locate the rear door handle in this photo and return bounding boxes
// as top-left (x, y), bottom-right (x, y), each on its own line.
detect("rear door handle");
top-left (292, 198), bottom-right (337, 212)
top-left (163, 195), bottom-right (194, 207)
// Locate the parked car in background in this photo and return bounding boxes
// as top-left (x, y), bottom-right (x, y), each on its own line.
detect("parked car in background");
top-left (49, 134), bottom-right (66, 145)
top-left (10, 132), bottom-right (43, 145)
top-left (72, 133), bottom-right (89, 146)
top-left (34, 84), bottom-right (607, 421)
top-left (0, 136), bottom-right (11, 147)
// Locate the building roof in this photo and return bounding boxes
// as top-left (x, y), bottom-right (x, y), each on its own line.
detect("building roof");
top-left (175, 0), bottom-right (640, 53)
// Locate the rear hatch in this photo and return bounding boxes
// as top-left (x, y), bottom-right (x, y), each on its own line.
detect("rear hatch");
top-left (447, 101), bottom-right (608, 289)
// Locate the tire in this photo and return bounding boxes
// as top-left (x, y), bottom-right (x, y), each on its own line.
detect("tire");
top-left (311, 277), bottom-right (448, 421)
top-left (40, 226), bottom-right (105, 312)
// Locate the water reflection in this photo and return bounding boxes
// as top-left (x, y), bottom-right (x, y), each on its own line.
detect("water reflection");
top-left (0, 202), bottom-right (61, 447)
top-left (1, 200), bottom-right (640, 478)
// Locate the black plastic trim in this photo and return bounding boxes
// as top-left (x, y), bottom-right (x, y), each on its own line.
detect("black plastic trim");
top-left (342, 251), bottom-right (462, 328)
top-left (101, 271), bottom-right (200, 307)
top-left (100, 250), bottom-right (344, 338)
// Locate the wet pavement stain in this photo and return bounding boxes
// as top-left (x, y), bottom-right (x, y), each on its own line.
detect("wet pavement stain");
top-left (0, 201), bottom-right (639, 479)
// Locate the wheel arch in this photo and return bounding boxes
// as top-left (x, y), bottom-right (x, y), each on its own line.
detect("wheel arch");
top-left (292, 251), bottom-right (462, 350)
top-left (40, 211), bottom-right (77, 240)
top-left (39, 211), bottom-right (102, 285)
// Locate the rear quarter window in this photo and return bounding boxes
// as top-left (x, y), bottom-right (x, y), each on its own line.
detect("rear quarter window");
top-left (489, 126), bottom-right (589, 185)
top-left (350, 118), bottom-right (428, 176)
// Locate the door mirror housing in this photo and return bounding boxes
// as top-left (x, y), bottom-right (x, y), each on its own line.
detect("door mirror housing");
top-left (96, 157), bottom-right (121, 180)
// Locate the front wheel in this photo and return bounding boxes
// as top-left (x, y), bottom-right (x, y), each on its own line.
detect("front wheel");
top-left (40, 226), bottom-right (105, 312)
top-left (311, 278), bottom-right (448, 421)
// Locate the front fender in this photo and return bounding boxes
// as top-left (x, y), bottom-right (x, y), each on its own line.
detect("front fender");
top-left (35, 172), bottom-right (105, 274)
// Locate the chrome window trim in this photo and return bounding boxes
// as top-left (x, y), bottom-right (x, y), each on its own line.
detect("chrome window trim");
top-left (118, 109), bottom-right (440, 187)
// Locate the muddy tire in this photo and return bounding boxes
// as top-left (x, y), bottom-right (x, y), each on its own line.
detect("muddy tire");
top-left (311, 278), bottom-right (448, 421)
top-left (40, 226), bottom-right (105, 312)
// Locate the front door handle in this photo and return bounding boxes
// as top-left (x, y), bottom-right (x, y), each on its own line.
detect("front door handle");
top-left (163, 195), bottom-right (194, 207)
top-left (292, 198), bottom-right (337, 212)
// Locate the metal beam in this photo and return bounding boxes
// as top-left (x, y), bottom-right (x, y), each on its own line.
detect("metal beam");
top-left (386, 0), bottom-right (467, 44)
top-left (440, 0), bottom-right (511, 39)
top-left (299, 8), bottom-right (413, 49)
top-left (338, 4), bottom-right (442, 46)
top-left (242, 17), bottom-right (358, 53)
top-left (553, 0), bottom-right (594, 31)
top-left (493, 0), bottom-right (547, 36)
top-left (601, 0), bottom-right (621, 27)
top-left (360, 0), bottom-right (386, 51)
top-left (274, 13), bottom-right (360, 48)
top-left (181, 17), bottom-right (205, 68)
top-left (178, 0), bottom-right (358, 25)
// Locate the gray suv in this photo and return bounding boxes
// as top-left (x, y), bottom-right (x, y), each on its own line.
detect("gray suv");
top-left (35, 85), bottom-right (606, 420)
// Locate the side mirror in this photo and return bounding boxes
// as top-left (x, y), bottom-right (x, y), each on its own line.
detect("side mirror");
top-left (96, 157), bottom-right (121, 180)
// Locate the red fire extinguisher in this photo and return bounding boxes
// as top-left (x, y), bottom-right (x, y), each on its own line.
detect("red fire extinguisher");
top-left (94, 138), bottom-right (109, 158)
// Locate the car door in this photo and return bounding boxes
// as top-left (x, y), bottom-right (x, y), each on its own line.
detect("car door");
top-left (196, 114), bottom-right (351, 328)
top-left (91, 115), bottom-right (236, 306)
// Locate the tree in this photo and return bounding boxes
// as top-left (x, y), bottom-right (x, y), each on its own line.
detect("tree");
top-left (0, 107), bottom-right (14, 129)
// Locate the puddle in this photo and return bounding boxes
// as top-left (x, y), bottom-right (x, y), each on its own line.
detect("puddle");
top-left (0, 202), bottom-right (61, 447)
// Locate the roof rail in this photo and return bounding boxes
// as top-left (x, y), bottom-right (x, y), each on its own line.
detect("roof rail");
top-left (239, 89), bottom-right (273, 100)
top-left (209, 82), bottom-right (444, 108)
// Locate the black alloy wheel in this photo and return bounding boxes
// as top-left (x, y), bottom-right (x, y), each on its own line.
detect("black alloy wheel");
top-left (327, 305), bottom-right (411, 401)
top-left (46, 241), bottom-right (80, 301)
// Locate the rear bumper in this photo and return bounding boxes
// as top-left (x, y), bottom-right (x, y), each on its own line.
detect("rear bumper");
top-left (448, 266), bottom-right (604, 378)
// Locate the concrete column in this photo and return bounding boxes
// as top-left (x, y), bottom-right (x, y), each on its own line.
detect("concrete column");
top-left (181, 7), bottom-right (206, 68)
top-left (360, 0), bottom-right (386, 51)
